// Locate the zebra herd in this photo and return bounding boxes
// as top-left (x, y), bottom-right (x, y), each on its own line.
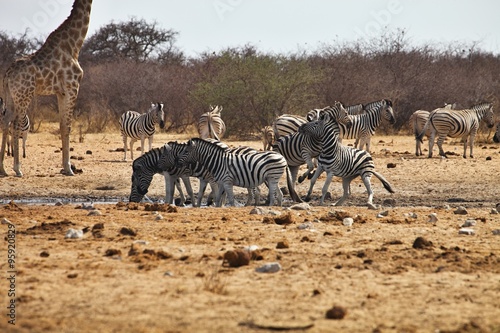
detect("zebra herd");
top-left (0, 97), bottom-right (30, 160)
top-left (128, 99), bottom-right (400, 208)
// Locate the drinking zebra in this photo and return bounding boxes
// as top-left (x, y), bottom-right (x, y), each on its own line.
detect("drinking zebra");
top-left (410, 104), bottom-right (454, 156)
top-left (129, 145), bottom-right (194, 205)
top-left (119, 102), bottom-right (165, 161)
top-left (299, 112), bottom-right (395, 208)
top-left (175, 138), bottom-right (299, 207)
top-left (272, 102), bottom-right (352, 201)
top-left (198, 105), bottom-right (226, 140)
top-left (261, 126), bottom-right (275, 151)
top-left (272, 114), bottom-right (307, 139)
top-left (417, 102), bottom-right (495, 158)
top-left (0, 98), bottom-right (30, 159)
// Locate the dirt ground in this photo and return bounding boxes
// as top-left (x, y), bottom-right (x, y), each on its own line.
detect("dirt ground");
top-left (1, 126), bottom-right (499, 333)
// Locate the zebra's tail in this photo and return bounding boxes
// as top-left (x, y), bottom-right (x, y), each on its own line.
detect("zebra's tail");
top-left (286, 166), bottom-right (303, 203)
top-left (416, 119), bottom-right (430, 143)
top-left (372, 171), bottom-right (395, 194)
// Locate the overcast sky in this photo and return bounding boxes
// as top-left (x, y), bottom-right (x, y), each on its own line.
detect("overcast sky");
top-left (1, 0), bottom-right (499, 57)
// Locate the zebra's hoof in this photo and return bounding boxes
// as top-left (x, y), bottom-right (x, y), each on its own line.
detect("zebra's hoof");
top-left (297, 176), bottom-right (305, 183)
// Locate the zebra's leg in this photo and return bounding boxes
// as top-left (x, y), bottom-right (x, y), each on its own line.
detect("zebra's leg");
top-left (195, 179), bottom-right (208, 207)
top-left (305, 164), bottom-right (323, 202)
top-left (298, 156), bottom-right (315, 183)
top-left (174, 178), bottom-right (186, 206)
top-left (334, 176), bottom-right (356, 206)
top-left (436, 134), bottom-right (447, 158)
top-left (148, 135), bottom-right (153, 153)
top-left (163, 172), bottom-right (176, 204)
top-left (129, 138), bottom-right (137, 161)
top-left (121, 133), bottom-right (128, 161)
top-left (428, 130), bottom-right (436, 158)
top-left (206, 180), bottom-right (218, 206)
top-left (467, 132), bottom-right (476, 158)
top-left (360, 173), bottom-right (375, 208)
top-left (139, 136), bottom-right (146, 156)
top-left (180, 175), bottom-right (194, 205)
top-left (320, 170), bottom-right (335, 205)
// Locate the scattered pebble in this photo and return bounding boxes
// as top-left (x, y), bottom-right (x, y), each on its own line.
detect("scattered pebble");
top-left (297, 222), bottom-right (313, 230)
top-left (273, 212), bottom-right (294, 225)
top-left (387, 163), bottom-right (397, 168)
top-left (462, 219), bottom-right (476, 227)
top-left (40, 251), bottom-right (50, 257)
top-left (412, 236), bottom-right (433, 249)
top-left (276, 240), bottom-right (289, 249)
top-left (87, 210), bottom-right (102, 216)
top-left (119, 227), bottom-right (137, 236)
top-left (342, 217), bottom-right (354, 227)
top-left (325, 305), bottom-right (347, 320)
top-left (223, 250), bottom-right (250, 268)
top-left (290, 203), bottom-right (311, 210)
top-left (65, 228), bottom-right (83, 239)
top-left (155, 214), bottom-right (164, 221)
top-left (376, 210), bottom-right (389, 218)
top-left (255, 262), bottom-right (282, 273)
top-left (459, 228), bottom-right (475, 235)
top-left (428, 213), bottom-right (438, 223)
top-left (454, 206), bottom-right (468, 215)
top-left (164, 271), bottom-right (174, 277)
top-left (492, 230), bottom-right (500, 235)
top-left (404, 212), bottom-right (418, 219)
top-left (491, 209), bottom-right (499, 215)
top-left (133, 240), bottom-right (149, 245)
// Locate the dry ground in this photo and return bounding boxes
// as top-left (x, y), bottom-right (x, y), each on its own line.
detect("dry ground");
top-left (0, 126), bottom-right (499, 333)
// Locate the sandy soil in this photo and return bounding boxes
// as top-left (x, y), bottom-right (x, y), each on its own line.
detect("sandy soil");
top-left (0, 127), bottom-right (499, 333)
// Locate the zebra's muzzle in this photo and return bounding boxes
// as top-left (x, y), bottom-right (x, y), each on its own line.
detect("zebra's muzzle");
top-left (159, 120), bottom-right (165, 129)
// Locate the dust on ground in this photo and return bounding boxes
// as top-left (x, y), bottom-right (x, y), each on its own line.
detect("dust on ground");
top-left (0, 128), bottom-right (499, 333)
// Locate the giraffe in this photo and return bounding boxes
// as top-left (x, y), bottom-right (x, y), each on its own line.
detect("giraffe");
top-left (0, 0), bottom-right (93, 177)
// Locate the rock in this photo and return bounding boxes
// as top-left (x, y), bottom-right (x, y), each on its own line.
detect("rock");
top-left (155, 214), bottom-right (164, 221)
top-left (297, 222), bottom-right (313, 230)
top-left (404, 212), bottom-right (418, 219)
top-left (87, 210), bottom-right (102, 216)
top-left (342, 217), bottom-right (353, 227)
top-left (387, 163), bottom-right (397, 168)
top-left (119, 227), bottom-right (137, 236)
top-left (85, 150), bottom-right (92, 155)
top-left (273, 212), bottom-right (294, 225)
top-left (454, 206), bottom-right (468, 215)
top-left (462, 219), bottom-right (476, 227)
top-left (428, 213), bottom-right (438, 223)
top-left (458, 228), bottom-right (475, 235)
top-left (65, 228), bottom-right (83, 239)
top-left (290, 202), bottom-right (311, 210)
top-left (412, 236), bottom-right (433, 249)
top-left (377, 210), bottom-right (389, 218)
top-left (325, 305), bottom-right (347, 320)
top-left (243, 245), bottom-right (259, 252)
top-left (490, 209), bottom-right (498, 215)
top-left (40, 251), bottom-right (50, 257)
top-left (276, 240), bottom-right (289, 249)
top-left (255, 262), bottom-right (282, 273)
top-left (492, 230), bottom-right (500, 235)
top-left (104, 249), bottom-right (121, 257)
top-left (486, 156), bottom-right (492, 160)
top-left (223, 250), bottom-right (250, 268)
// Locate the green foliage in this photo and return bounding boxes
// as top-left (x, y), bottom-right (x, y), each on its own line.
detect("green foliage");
top-left (189, 46), bottom-right (321, 137)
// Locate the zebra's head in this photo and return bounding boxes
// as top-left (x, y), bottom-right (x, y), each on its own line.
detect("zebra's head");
top-left (382, 99), bottom-right (396, 125)
top-left (482, 103), bottom-right (495, 128)
top-left (151, 102), bottom-right (165, 129)
top-left (306, 108), bottom-right (322, 122)
top-left (176, 138), bottom-right (198, 167)
top-left (322, 102), bottom-right (352, 129)
top-left (129, 155), bottom-right (156, 202)
top-left (299, 112), bottom-right (330, 139)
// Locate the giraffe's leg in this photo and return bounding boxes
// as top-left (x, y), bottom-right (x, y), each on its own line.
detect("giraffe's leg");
top-left (11, 121), bottom-right (23, 177)
top-left (22, 133), bottom-right (27, 158)
top-left (57, 92), bottom-right (77, 176)
top-left (0, 130), bottom-right (9, 176)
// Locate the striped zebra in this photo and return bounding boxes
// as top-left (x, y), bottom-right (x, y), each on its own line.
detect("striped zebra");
top-left (299, 111), bottom-right (395, 208)
top-left (494, 122), bottom-right (500, 143)
top-left (119, 102), bottom-right (165, 161)
top-left (417, 102), bottom-right (495, 158)
top-left (272, 114), bottom-right (307, 139)
top-left (0, 99), bottom-right (29, 159)
top-left (198, 105), bottom-right (226, 140)
top-left (410, 104), bottom-right (454, 156)
top-left (262, 125), bottom-right (275, 151)
top-left (272, 102), bottom-right (352, 201)
top-left (129, 145), bottom-right (195, 205)
top-left (176, 138), bottom-right (299, 207)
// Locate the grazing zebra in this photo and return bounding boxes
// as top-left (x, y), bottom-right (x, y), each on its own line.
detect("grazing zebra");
top-left (176, 138), bottom-right (299, 207)
top-left (119, 102), bottom-right (165, 161)
top-left (262, 125), bottom-right (275, 151)
top-left (299, 112), bottom-right (395, 208)
top-left (129, 145), bottom-right (194, 205)
top-left (272, 114), bottom-right (307, 139)
top-left (273, 102), bottom-right (352, 201)
top-left (410, 104), bottom-right (454, 156)
top-left (494, 123), bottom-right (500, 143)
top-left (0, 99), bottom-right (29, 159)
top-left (198, 105), bottom-right (226, 140)
top-left (417, 102), bottom-right (495, 158)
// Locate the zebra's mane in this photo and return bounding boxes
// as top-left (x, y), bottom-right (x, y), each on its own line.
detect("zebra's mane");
top-left (188, 137), bottom-right (227, 152)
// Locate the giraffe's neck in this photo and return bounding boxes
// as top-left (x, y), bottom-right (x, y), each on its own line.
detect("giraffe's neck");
top-left (38, 0), bottom-right (93, 59)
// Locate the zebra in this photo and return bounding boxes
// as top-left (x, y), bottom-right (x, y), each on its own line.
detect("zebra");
top-left (272, 114), bottom-right (307, 139)
top-left (176, 138), bottom-right (299, 207)
top-left (272, 102), bottom-right (352, 201)
top-left (494, 122), bottom-right (500, 143)
top-left (298, 111), bottom-right (395, 208)
top-left (198, 105), bottom-right (226, 140)
top-left (119, 102), bottom-right (165, 161)
top-left (129, 145), bottom-right (195, 205)
top-left (417, 102), bottom-right (495, 158)
top-left (261, 125), bottom-right (275, 151)
top-left (410, 103), bottom-right (454, 156)
top-left (0, 99), bottom-right (29, 159)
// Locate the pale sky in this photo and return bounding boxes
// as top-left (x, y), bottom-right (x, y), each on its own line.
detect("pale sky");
top-left (1, 0), bottom-right (499, 57)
